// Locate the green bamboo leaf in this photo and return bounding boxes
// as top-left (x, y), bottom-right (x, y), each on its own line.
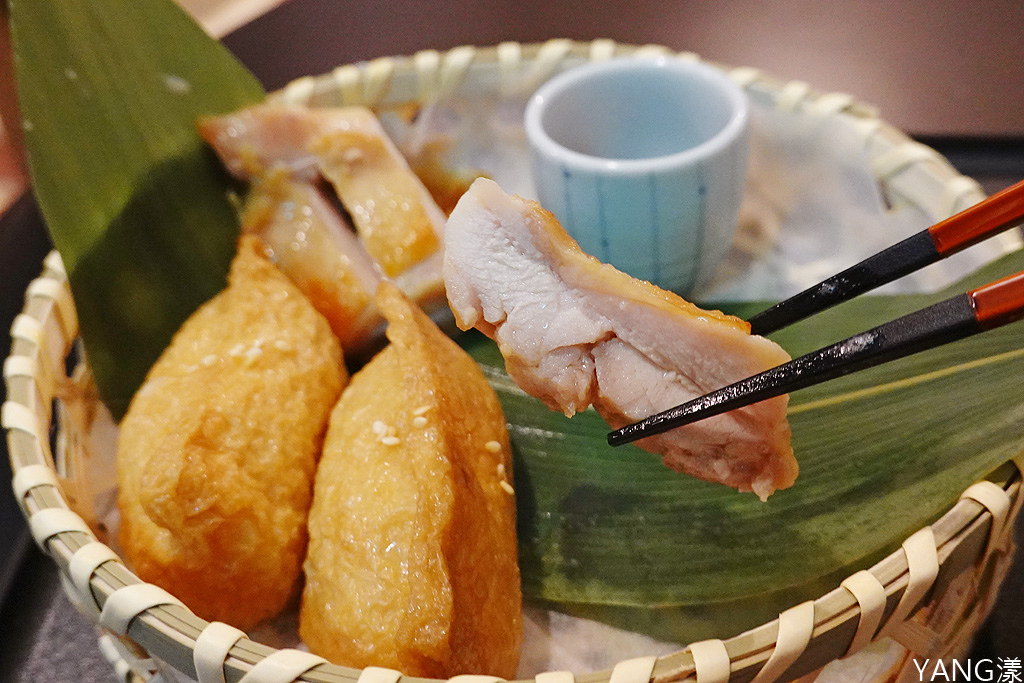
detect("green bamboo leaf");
top-left (10, 0), bottom-right (265, 418)
top-left (465, 245), bottom-right (1024, 642)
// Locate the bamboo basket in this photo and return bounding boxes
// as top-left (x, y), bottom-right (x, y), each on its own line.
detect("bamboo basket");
top-left (5, 39), bottom-right (1024, 683)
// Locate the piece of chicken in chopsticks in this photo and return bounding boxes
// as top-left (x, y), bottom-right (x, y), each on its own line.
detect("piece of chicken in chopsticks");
top-left (443, 178), bottom-right (796, 500)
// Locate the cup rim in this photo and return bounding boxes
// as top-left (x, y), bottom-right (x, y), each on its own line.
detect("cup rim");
top-left (524, 56), bottom-right (749, 175)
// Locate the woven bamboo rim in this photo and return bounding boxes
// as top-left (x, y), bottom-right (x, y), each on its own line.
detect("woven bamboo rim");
top-left (5, 39), bottom-right (1024, 683)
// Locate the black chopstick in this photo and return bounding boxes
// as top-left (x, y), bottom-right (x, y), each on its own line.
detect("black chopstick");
top-left (608, 269), bottom-right (1024, 446)
top-left (748, 178), bottom-right (1024, 336)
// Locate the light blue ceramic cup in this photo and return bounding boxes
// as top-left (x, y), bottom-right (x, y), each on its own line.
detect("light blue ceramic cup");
top-left (524, 57), bottom-right (750, 294)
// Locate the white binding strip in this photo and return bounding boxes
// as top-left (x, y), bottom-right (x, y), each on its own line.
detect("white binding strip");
top-left (2, 400), bottom-right (41, 441)
top-left (99, 583), bottom-right (185, 636)
top-left (608, 656), bottom-right (658, 683)
top-left (3, 354), bottom-right (36, 380)
top-left (331, 64), bottom-right (363, 105)
top-left (3, 401), bottom-right (43, 459)
top-left (690, 639), bottom-right (731, 683)
top-left (839, 570), bottom-right (887, 656)
top-left (362, 57), bottom-right (395, 106)
top-left (851, 117), bottom-right (884, 141)
top-left (589, 39), bottom-right (617, 61)
top-left (727, 66), bottom-right (762, 88)
top-left (777, 81), bottom-right (811, 112)
top-left (278, 71), bottom-right (317, 104)
top-left (634, 44), bottom-right (671, 58)
top-left (194, 621), bottom-right (248, 683)
top-left (12, 463), bottom-right (59, 503)
top-left (448, 676), bottom-right (505, 683)
top-left (11, 313), bottom-right (42, 344)
top-left (497, 41), bottom-right (523, 96)
top-left (357, 667), bottom-right (403, 683)
top-left (438, 45), bottom-right (476, 99)
top-left (238, 649), bottom-right (328, 683)
top-left (69, 541), bottom-right (119, 614)
top-left (1, 358), bottom-right (48, 416)
top-left (938, 175), bottom-right (984, 217)
top-left (961, 481), bottom-right (1012, 560)
top-left (43, 251), bottom-right (67, 277)
top-left (871, 142), bottom-right (937, 180)
top-left (882, 527), bottom-right (939, 635)
top-left (415, 49), bottom-right (442, 101)
top-left (497, 40), bottom-right (522, 67)
top-left (521, 39), bottom-right (573, 93)
top-left (807, 92), bottom-right (854, 117)
top-left (535, 671), bottom-right (575, 683)
top-left (280, 76), bottom-right (316, 106)
top-left (27, 277), bottom-right (79, 340)
top-left (750, 601), bottom-right (815, 683)
top-left (29, 507), bottom-right (92, 549)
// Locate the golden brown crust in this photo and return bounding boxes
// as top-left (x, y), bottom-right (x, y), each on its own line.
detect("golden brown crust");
top-left (314, 129), bottom-right (441, 277)
top-left (117, 236), bottom-right (345, 629)
top-left (240, 171), bottom-right (378, 348)
top-left (300, 282), bottom-right (521, 677)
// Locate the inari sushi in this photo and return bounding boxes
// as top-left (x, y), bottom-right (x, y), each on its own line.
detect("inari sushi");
top-left (300, 282), bottom-right (522, 678)
top-left (117, 236), bottom-right (346, 629)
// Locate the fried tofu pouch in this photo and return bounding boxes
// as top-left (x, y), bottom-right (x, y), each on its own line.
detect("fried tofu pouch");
top-left (300, 282), bottom-right (522, 678)
top-left (117, 236), bottom-right (346, 630)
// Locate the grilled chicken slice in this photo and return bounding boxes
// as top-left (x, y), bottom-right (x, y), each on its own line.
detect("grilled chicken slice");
top-left (444, 178), bottom-right (797, 499)
top-left (199, 104), bottom-right (448, 348)
top-left (240, 172), bottom-right (383, 351)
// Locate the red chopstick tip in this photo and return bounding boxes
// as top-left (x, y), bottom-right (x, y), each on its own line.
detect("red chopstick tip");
top-left (927, 178), bottom-right (1024, 255)
top-left (970, 270), bottom-right (1024, 330)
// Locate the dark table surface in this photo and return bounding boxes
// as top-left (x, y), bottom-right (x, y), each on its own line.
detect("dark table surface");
top-left (4, 0), bottom-right (1024, 678)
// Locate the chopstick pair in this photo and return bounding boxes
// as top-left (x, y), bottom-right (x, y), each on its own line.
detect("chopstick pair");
top-left (608, 178), bottom-right (1024, 447)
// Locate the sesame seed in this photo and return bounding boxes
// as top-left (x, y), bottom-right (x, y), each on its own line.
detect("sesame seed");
top-left (497, 463), bottom-right (506, 477)
top-left (413, 416), bottom-right (428, 428)
top-left (500, 480), bottom-right (515, 495)
top-left (372, 420), bottom-right (387, 435)
top-left (244, 347), bottom-right (263, 364)
top-left (381, 435), bottom-right (401, 446)
top-left (162, 74), bottom-right (191, 94)
top-left (201, 354), bottom-right (218, 366)
top-left (484, 440), bottom-right (502, 453)
top-left (273, 340), bottom-right (291, 351)
top-left (413, 405), bottom-right (431, 416)
top-left (228, 343), bottom-right (246, 357)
